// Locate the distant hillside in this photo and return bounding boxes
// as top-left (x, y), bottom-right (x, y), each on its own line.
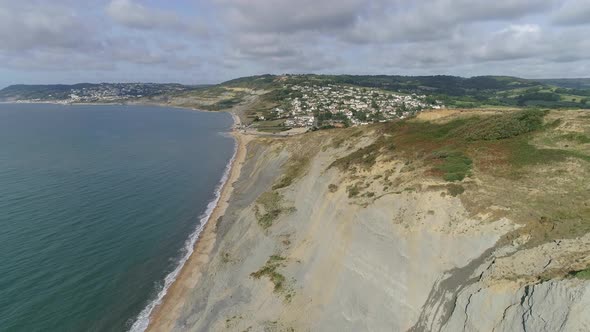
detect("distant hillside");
top-left (3, 75), bottom-right (590, 110)
top-left (535, 78), bottom-right (590, 89)
top-left (0, 83), bottom-right (199, 103)
top-left (219, 74), bottom-right (538, 95)
top-left (215, 74), bottom-right (590, 110)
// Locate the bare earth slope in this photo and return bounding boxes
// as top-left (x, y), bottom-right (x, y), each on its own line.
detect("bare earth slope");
top-left (149, 109), bottom-right (590, 332)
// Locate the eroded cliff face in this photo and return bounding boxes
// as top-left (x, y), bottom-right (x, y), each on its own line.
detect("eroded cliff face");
top-left (156, 109), bottom-right (590, 332)
top-left (440, 279), bottom-right (590, 332)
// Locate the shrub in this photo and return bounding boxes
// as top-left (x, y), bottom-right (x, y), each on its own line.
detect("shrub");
top-left (447, 184), bottom-right (465, 196)
top-left (255, 191), bottom-right (295, 229)
top-left (251, 255), bottom-right (287, 292)
top-left (570, 267), bottom-right (590, 280)
top-left (460, 109), bottom-right (546, 141)
top-left (347, 184), bottom-right (361, 198)
top-left (432, 150), bottom-right (473, 182)
top-left (328, 184), bottom-right (338, 192)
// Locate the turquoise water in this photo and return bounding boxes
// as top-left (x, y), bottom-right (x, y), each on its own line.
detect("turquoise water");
top-left (0, 104), bottom-right (235, 331)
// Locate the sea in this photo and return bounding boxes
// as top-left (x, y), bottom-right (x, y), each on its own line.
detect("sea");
top-left (0, 103), bottom-right (236, 331)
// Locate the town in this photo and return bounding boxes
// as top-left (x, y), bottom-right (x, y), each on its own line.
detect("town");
top-left (8, 83), bottom-right (192, 104)
top-left (258, 83), bottom-right (444, 129)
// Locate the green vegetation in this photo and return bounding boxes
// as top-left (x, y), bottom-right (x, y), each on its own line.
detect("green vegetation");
top-left (273, 154), bottom-right (311, 190)
top-left (506, 138), bottom-right (590, 170)
top-left (6, 75), bottom-right (590, 111)
top-left (558, 132), bottom-right (590, 144)
top-left (331, 109), bottom-right (590, 183)
top-left (330, 145), bottom-right (380, 170)
top-left (255, 191), bottom-right (295, 229)
top-left (447, 184), bottom-right (465, 196)
top-left (328, 184), bottom-right (339, 193)
top-left (431, 150), bottom-right (472, 181)
top-left (215, 74), bottom-right (590, 110)
top-left (346, 183), bottom-right (361, 198)
top-left (201, 97), bottom-right (242, 111)
top-left (459, 109), bottom-right (546, 141)
top-left (569, 267), bottom-right (590, 280)
top-left (250, 255), bottom-right (287, 292)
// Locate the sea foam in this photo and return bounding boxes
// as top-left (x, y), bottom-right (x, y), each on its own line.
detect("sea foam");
top-left (129, 134), bottom-right (238, 332)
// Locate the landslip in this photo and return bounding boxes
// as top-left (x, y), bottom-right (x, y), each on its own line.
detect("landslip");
top-left (148, 108), bottom-right (590, 331)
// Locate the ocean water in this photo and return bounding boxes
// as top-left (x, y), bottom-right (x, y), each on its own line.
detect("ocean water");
top-left (0, 103), bottom-right (235, 331)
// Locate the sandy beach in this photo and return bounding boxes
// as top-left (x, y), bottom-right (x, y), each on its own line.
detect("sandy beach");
top-left (145, 113), bottom-right (250, 331)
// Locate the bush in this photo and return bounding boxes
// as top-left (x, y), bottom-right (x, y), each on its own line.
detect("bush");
top-left (255, 191), bottom-right (295, 229)
top-left (328, 184), bottom-right (338, 192)
top-left (251, 255), bottom-right (287, 292)
top-left (570, 268), bottom-right (590, 280)
top-left (447, 184), bottom-right (465, 196)
top-left (432, 150), bottom-right (473, 182)
top-left (460, 109), bottom-right (546, 141)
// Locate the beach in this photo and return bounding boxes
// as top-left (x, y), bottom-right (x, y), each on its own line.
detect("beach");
top-left (144, 113), bottom-right (250, 331)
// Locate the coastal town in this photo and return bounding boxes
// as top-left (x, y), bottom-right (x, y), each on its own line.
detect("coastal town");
top-left (5, 83), bottom-right (191, 104)
top-left (256, 83), bottom-right (444, 130)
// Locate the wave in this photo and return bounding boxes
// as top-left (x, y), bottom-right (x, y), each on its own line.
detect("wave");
top-left (128, 134), bottom-right (238, 332)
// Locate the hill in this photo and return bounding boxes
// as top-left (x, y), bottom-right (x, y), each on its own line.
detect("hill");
top-left (3, 75), bottom-right (590, 120)
top-left (535, 78), bottom-right (590, 89)
top-left (0, 83), bottom-right (200, 103)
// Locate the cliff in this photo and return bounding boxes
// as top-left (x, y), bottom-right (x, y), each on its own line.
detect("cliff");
top-left (149, 108), bottom-right (590, 331)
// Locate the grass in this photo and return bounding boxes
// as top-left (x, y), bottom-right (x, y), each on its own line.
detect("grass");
top-left (273, 154), bottom-right (312, 190)
top-left (569, 267), bottom-right (590, 280)
top-left (431, 150), bottom-right (473, 181)
top-left (250, 255), bottom-right (287, 292)
top-left (330, 145), bottom-right (381, 170)
top-left (504, 137), bottom-right (590, 174)
top-left (322, 108), bottom-right (590, 253)
top-left (255, 191), bottom-right (295, 229)
top-left (558, 132), bottom-right (590, 144)
top-left (458, 109), bottom-right (546, 141)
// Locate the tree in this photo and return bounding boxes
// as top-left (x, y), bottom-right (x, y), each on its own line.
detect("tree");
top-left (371, 99), bottom-right (379, 109)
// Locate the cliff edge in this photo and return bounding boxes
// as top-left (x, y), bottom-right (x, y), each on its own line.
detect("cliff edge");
top-left (149, 108), bottom-right (590, 332)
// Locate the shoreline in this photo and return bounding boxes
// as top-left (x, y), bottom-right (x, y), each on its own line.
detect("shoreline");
top-left (138, 113), bottom-right (249, 331)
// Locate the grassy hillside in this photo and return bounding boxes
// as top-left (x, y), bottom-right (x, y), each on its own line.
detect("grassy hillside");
top-left (209, 74), bottom-right (590, 110)
top-left (327, 108), bottom-right (590, 247)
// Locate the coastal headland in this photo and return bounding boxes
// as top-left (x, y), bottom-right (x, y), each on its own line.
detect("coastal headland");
top-left (145, 106), bottom-right (590, 331)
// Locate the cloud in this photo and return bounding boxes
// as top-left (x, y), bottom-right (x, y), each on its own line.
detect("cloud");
top-left (472, 24), bottom-right (544, 61)
top-left (219, 0), bottom-right (367, 33)
top-left (3, 0), bottom-right (590, 86)
top-left (106, 0), bottom-right (208, 36)
top-left (346, 0), bottom-right (554, 44)
top-left (0, 2), bottom-right (98, 52)
top-left (553, 0), bottom-right (590, 25)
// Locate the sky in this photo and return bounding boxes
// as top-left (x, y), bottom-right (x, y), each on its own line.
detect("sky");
top-left (0, 0), bottom-right (589, 87)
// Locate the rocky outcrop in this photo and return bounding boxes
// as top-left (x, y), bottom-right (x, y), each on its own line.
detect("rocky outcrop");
top-left (440, 279), bottom-right (590, 332)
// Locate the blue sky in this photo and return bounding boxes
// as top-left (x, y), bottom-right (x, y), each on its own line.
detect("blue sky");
top-left (0, 0), bottom-right (589, 87)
